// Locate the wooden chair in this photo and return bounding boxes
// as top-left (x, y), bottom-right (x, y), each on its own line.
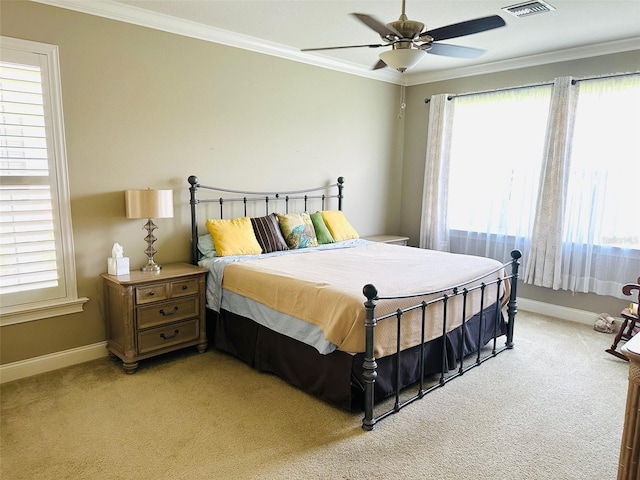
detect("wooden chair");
top-left (606, 277), bottom-right (640, 361)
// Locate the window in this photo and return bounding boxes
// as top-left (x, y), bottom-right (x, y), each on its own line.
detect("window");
top-left (0, 37), bottom-right (87, 325)
top-left (565, 75), bottom-right (640, 249)
top-left (447, 86), bottom-right (551, 238)
top-left (423, 73), bottom-right (640, 299)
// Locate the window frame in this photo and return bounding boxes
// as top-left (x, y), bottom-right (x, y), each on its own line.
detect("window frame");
top-left (1, 36), bottom-right (87, 326)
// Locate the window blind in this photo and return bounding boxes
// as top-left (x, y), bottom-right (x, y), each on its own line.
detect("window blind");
top-left (0, 60), bottom-right (59, 295)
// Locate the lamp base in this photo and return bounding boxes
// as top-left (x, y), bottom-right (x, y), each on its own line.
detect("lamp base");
top-left (141, 218), bottom-right (162, 272)
top-left (140, 262), bottom-right (161, 272)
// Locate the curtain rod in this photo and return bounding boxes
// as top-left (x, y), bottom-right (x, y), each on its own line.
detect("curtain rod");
top-left (424, 70), bottom-right (639, 104)
top-left (570, 70), bottom-right (639, 85)
top-left (424, 81), bottom-right (553, 104)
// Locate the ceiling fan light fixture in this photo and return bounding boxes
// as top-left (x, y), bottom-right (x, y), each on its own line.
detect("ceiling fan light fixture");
top-left (379, 48), bottom-right (426, 72)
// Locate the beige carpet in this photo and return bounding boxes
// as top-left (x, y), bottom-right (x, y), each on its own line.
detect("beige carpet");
top-left (0, 311), bottom-right (629, 480)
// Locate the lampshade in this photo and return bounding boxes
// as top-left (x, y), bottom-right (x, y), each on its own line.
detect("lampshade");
top-left (124, 189), bottom-right (173, 272)
top-left (125, 189), bottom-right (174, 219)
top-left (379, 48), bottom-right (426, 72)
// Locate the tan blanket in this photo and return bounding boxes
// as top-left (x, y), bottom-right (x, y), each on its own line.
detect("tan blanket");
top-left (222, 243), bottom-right (505, 357)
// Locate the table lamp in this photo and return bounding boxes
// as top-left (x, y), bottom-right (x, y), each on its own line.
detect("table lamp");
top-left (125, 189), bottom-right (174, 272)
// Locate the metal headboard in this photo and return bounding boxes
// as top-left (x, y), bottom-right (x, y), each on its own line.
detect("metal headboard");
top-left (188, 175), bottom-right (344, 264)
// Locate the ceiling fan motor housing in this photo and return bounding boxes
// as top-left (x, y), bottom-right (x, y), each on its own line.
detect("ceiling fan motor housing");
top-left (387, 14), bottom-right (424, 43)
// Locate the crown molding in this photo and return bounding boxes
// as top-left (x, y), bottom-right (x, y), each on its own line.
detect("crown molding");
top-left (29, 0), bottom-right (403, 84)
top-left (406, 36), bottom-right (640, 86)
top-left (29, 0), bottom-right (640, 87)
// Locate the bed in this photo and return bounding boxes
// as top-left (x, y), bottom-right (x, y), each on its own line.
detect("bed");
top-left (188, 175), bottom-right (521, 430)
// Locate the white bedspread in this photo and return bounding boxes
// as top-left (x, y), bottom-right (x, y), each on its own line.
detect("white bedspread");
top-left (201, 241), bottom-right (505, 357)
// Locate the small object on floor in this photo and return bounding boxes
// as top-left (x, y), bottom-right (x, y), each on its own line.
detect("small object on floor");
top-left (594, 313), bottom-right (615, 334)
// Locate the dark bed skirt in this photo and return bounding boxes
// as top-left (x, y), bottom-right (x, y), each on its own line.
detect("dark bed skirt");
top-left (207, 305), bottom-right (507, 411)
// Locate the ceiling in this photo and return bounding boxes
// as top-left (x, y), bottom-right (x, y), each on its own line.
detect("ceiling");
top-left (39, 0), bottom-right (640, 85)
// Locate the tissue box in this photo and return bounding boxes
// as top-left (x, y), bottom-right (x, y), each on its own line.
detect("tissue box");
top-left (108, 257), bottom-right (130, 276)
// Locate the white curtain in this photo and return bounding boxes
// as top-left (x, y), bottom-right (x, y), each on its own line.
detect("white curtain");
top-left (525, 77), bottom-right (578, 289)
top-left (430, 85), bottom-right (552, 265)
top-left (420, 73), bottom-right (640, 300)
top-left (419, 94), bottom-right (453, 250)
top-left (558, 74), bottom-right (640, 297)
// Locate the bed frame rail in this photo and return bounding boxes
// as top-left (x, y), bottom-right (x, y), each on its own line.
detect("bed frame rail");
top-left (188, 175), bottom-right (344, 264)
top-left (361, 249), bottom-right (521, 431)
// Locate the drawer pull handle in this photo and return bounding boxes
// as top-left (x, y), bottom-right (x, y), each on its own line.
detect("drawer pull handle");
top-left (148, 291), bottom-right (155, 296)
top-left (159, 306), bottom-right (178, 316)
top-left (181, 285), bottom-right (188, 290)
top-left (160, 329), bottom-right (179, 340)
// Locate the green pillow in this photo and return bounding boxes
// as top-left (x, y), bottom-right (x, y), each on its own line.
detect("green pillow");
top-left (310, 211), bottom-right (334, 244)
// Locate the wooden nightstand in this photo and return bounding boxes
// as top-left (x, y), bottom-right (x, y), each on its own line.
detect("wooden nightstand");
top-left (363, 234), bottom-right (409, 246)
top-left (101, 262), bottom-right (208, 374)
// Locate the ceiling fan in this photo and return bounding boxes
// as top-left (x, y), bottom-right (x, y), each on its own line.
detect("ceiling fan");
top-left (301, 0), bottom-right (506, 72)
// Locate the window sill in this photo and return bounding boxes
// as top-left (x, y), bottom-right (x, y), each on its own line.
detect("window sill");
top-left (0, 297), bottom-right (89, 326)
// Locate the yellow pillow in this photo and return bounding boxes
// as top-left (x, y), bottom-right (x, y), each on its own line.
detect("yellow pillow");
top-left (320, 210), bottom-right (359, 242)
top-left (205, 217), bottom-right (262, 257)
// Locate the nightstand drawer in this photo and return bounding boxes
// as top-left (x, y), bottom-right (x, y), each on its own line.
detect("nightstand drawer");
top-left (138, 319), bottom-right (199, 354)
top-left (135, 284), bottom-right (169, 304)
top-left (137, 297), bottom-right (199, 329)
top-left (170, 278), bottom-right (199, 298)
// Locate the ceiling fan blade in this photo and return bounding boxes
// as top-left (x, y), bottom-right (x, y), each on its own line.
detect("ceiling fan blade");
top-left (420, 15), bottom-right (506, 42)
top-left (426, 43), bottom-right (486, 59)
top-left (302, 44), bottom-right (384, 52)
top-left (351, 13), bottom-right (402, 39)
top-left (372, 59), bottom-right (387, 70)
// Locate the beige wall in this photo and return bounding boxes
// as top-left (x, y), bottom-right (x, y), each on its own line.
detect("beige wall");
top-left (0, 1), bottom-right (402, 364)
top-left (2, 1), bottom-right (638, 365)
top-left (400, 49), bottom-right (640, 315)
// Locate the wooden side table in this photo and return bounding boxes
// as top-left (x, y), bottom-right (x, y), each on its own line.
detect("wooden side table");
top-left (101, 263), bottom-right (208, 373)
top-left (363, 234), bottom-right (409, 246)
top-left (619, 334), bottom-right (640, 479)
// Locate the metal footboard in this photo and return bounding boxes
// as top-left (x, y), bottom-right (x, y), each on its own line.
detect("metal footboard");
top-left (361, 249), bottom-right (521, 431)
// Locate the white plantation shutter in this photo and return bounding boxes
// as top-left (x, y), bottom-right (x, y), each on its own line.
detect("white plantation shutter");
top-left (0, 37), bottom-right (86, 324)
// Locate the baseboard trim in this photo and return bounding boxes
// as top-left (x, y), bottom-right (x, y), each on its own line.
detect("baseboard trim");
top-left (0, 341), bottom-right (108, 384)
top-left (518, 298), bottom-right (598, 326)
top-left (0, 299), bottom-right (599, 384)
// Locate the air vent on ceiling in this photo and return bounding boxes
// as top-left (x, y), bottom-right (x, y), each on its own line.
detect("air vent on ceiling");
top-left (502, 1), bottom-right (555, 18)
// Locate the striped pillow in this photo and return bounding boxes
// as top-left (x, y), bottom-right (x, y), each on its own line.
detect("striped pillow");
top-left (250, 213), bottom-right (289, 253)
